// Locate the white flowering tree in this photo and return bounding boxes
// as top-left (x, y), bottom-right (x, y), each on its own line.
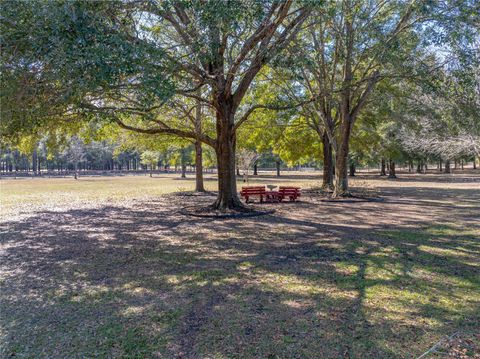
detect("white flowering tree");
top-left (236, 149), bottom-right (260, 184)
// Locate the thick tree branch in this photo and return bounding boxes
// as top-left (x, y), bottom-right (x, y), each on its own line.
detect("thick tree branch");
top-left (350, 70), bottom-right (380, 121)
top-left (233, 95), bottom-right (318, 132)
top-left (231, 4), bottom-right (309, 110)
top-left (224, 1), bottom-right (282, 91)
top-left (113, 116), bottom-right (216, 148)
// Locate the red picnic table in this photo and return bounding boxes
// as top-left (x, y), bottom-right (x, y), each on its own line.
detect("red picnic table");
top-left (240, 186), bottom-right (301, 203)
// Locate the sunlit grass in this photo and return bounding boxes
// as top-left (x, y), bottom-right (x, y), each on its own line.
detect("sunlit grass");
top-left (0, 172), bottom-right (323, 219)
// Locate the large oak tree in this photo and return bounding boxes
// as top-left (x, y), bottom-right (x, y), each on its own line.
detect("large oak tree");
top-left (1, 0), bottom-right (312, 210)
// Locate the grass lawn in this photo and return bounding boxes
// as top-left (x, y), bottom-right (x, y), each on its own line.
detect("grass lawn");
top-left (1, 171), bottom-right (479, 358)
top-left (0, 172), bottom-right (321, 220)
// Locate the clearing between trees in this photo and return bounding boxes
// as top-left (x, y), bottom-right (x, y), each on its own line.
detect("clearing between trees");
top-left (1, 172), bottom-right (479, 358)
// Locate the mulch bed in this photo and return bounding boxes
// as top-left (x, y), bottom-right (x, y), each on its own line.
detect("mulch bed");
top-left (179, 205), bottom-right (275, 218)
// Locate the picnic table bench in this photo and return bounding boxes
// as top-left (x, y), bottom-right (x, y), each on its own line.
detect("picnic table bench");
top-left (240, 186), bottom-right (267, 203)
top-left (278, 186), bottom-right (301, 202)
top-left (240, 186), bottom-right (301, 203)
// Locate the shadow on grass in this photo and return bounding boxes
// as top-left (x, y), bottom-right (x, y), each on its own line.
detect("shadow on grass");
top-left (1, 185), bottom-right (479, 358)
top-left (354, 171), bottom-right (480, 184)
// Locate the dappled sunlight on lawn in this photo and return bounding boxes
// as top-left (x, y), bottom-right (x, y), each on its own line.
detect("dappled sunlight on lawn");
top-left (1, 172), bottom-right (479, 358)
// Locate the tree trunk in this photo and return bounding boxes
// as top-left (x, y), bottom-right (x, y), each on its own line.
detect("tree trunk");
top-left (32, 149), bottom-right (38, 175)
top-left (461, 159), bottom-right (464, 170)
top-left (416, 163), bottom-right (422, 173)
top-left (445, 160), bottom-right (451, 173)
top-left (212, 111), bottom-right (243, 210)
top-left (253, 163), bottom-right (258, 176)
top-left (74, 162), bottom-right (78, 180)
top-left (193, 96), bottom-right (205, 192)
top-left (473, 158), bottom-right (477, 169)
top-left (332, 12), bottom-right (365, 198)
top-left (349, 162), bottom-right (355, 177)
top-left (439, 159), bottom-right (443, 172)
top-left (180, 147), bottom-right (187, 179)
top-left (150, 165), bottom-right (153, 177)
top-left (380, 158), bottom-right (386, 176)
top-left (388, 159), bottom-right (396, 178)
top-left (214, 145), bottom-right (242, 209)
top-left (276, 160), bottom-right (281, 177)
top-left (194, 141), bottom-right (205, 192)
top-left (333, 117), bottom-right (351, 197)
top-left (322, 131), bottom-right (334, 189)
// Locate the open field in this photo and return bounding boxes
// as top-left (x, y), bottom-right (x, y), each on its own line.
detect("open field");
top-left (1, 171), bottom-right (479, 358)
top-left (0, 172), bottom-right (323, 220)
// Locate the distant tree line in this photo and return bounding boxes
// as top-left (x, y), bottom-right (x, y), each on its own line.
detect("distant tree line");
top-left (2, 135), bottom-right (477, 179)
top-left (1, 140), bottom-right (142, 174)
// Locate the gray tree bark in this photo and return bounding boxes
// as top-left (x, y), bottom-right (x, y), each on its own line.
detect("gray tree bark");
top-left (322, 131), bottom-right (334, 189)
top-left (388, 159), bottom-right (396, 178)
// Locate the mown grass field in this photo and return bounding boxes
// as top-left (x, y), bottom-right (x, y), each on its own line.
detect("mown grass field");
top-left (0, 172), bottom-right (321, 220)
top-left (1, 171), bottom-right (479, 358)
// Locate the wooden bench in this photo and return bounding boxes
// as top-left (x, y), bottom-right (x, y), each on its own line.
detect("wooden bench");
top-left (278, 186), bottom-right (301, 202)
top-left (240, 186), bottom-right (267, 203)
